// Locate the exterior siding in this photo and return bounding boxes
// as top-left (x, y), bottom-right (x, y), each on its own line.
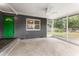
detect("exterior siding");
top-left (0, 12), bottom-right (47, 39)
top-left (14, 15), bottom-right (47, 39)
top-left (0, 12), bottom-right (3, 38)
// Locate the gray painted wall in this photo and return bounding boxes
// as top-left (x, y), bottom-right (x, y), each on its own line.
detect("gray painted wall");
top-left (0, 12), bottom-right (47, 39)
top-left (14, 15), bottom-right (47, 39)
top-left (0, 12), bottom-right (3, 38)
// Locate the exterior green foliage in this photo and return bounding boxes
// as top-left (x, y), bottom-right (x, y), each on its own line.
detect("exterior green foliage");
top-left (48, 15), bottom-right (79, 33)
top-left (68, 15), bottom-right (79, 31)
top-left (54, 19), bottom-right (64, 29)
top-left (47, 20), bottom-right (53, 32)
top-left (54, 28), bottom-right (64, 32)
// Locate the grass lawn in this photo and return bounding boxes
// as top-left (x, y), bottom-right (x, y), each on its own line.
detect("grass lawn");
top-left (48, 32), bottom-right (79, 38)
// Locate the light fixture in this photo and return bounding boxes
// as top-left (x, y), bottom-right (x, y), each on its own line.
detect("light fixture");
top-left (29, 20), bottom-right (33, 23)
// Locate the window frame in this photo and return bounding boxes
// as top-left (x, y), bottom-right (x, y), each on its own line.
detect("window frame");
top-left (26, 18), bottom-right (41, 31)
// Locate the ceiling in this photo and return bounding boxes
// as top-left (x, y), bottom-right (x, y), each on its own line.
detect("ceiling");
top-left (0, 3), bottom-right (79, 19)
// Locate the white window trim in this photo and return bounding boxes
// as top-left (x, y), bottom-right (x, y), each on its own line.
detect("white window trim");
top-left (26, 18), bottom-right (41, 31)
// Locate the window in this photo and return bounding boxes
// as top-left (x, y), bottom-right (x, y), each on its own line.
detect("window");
top-left (26, 18), bottom-right (41, 31)
top-left (53, 17), bottom-right (67, 39)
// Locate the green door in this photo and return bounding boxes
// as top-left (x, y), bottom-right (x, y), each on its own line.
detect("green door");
top-left (3, 16), bottom-right (14, 38)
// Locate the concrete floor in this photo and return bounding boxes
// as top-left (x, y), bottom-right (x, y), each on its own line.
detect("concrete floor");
top-left (8, 38), bottom-right (79, 56)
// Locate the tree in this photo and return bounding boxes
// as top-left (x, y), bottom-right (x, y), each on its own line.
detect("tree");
top-left (54, 19), bottom-right (64, 29)
top-left (68, 15), bottom-right (79, 31)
